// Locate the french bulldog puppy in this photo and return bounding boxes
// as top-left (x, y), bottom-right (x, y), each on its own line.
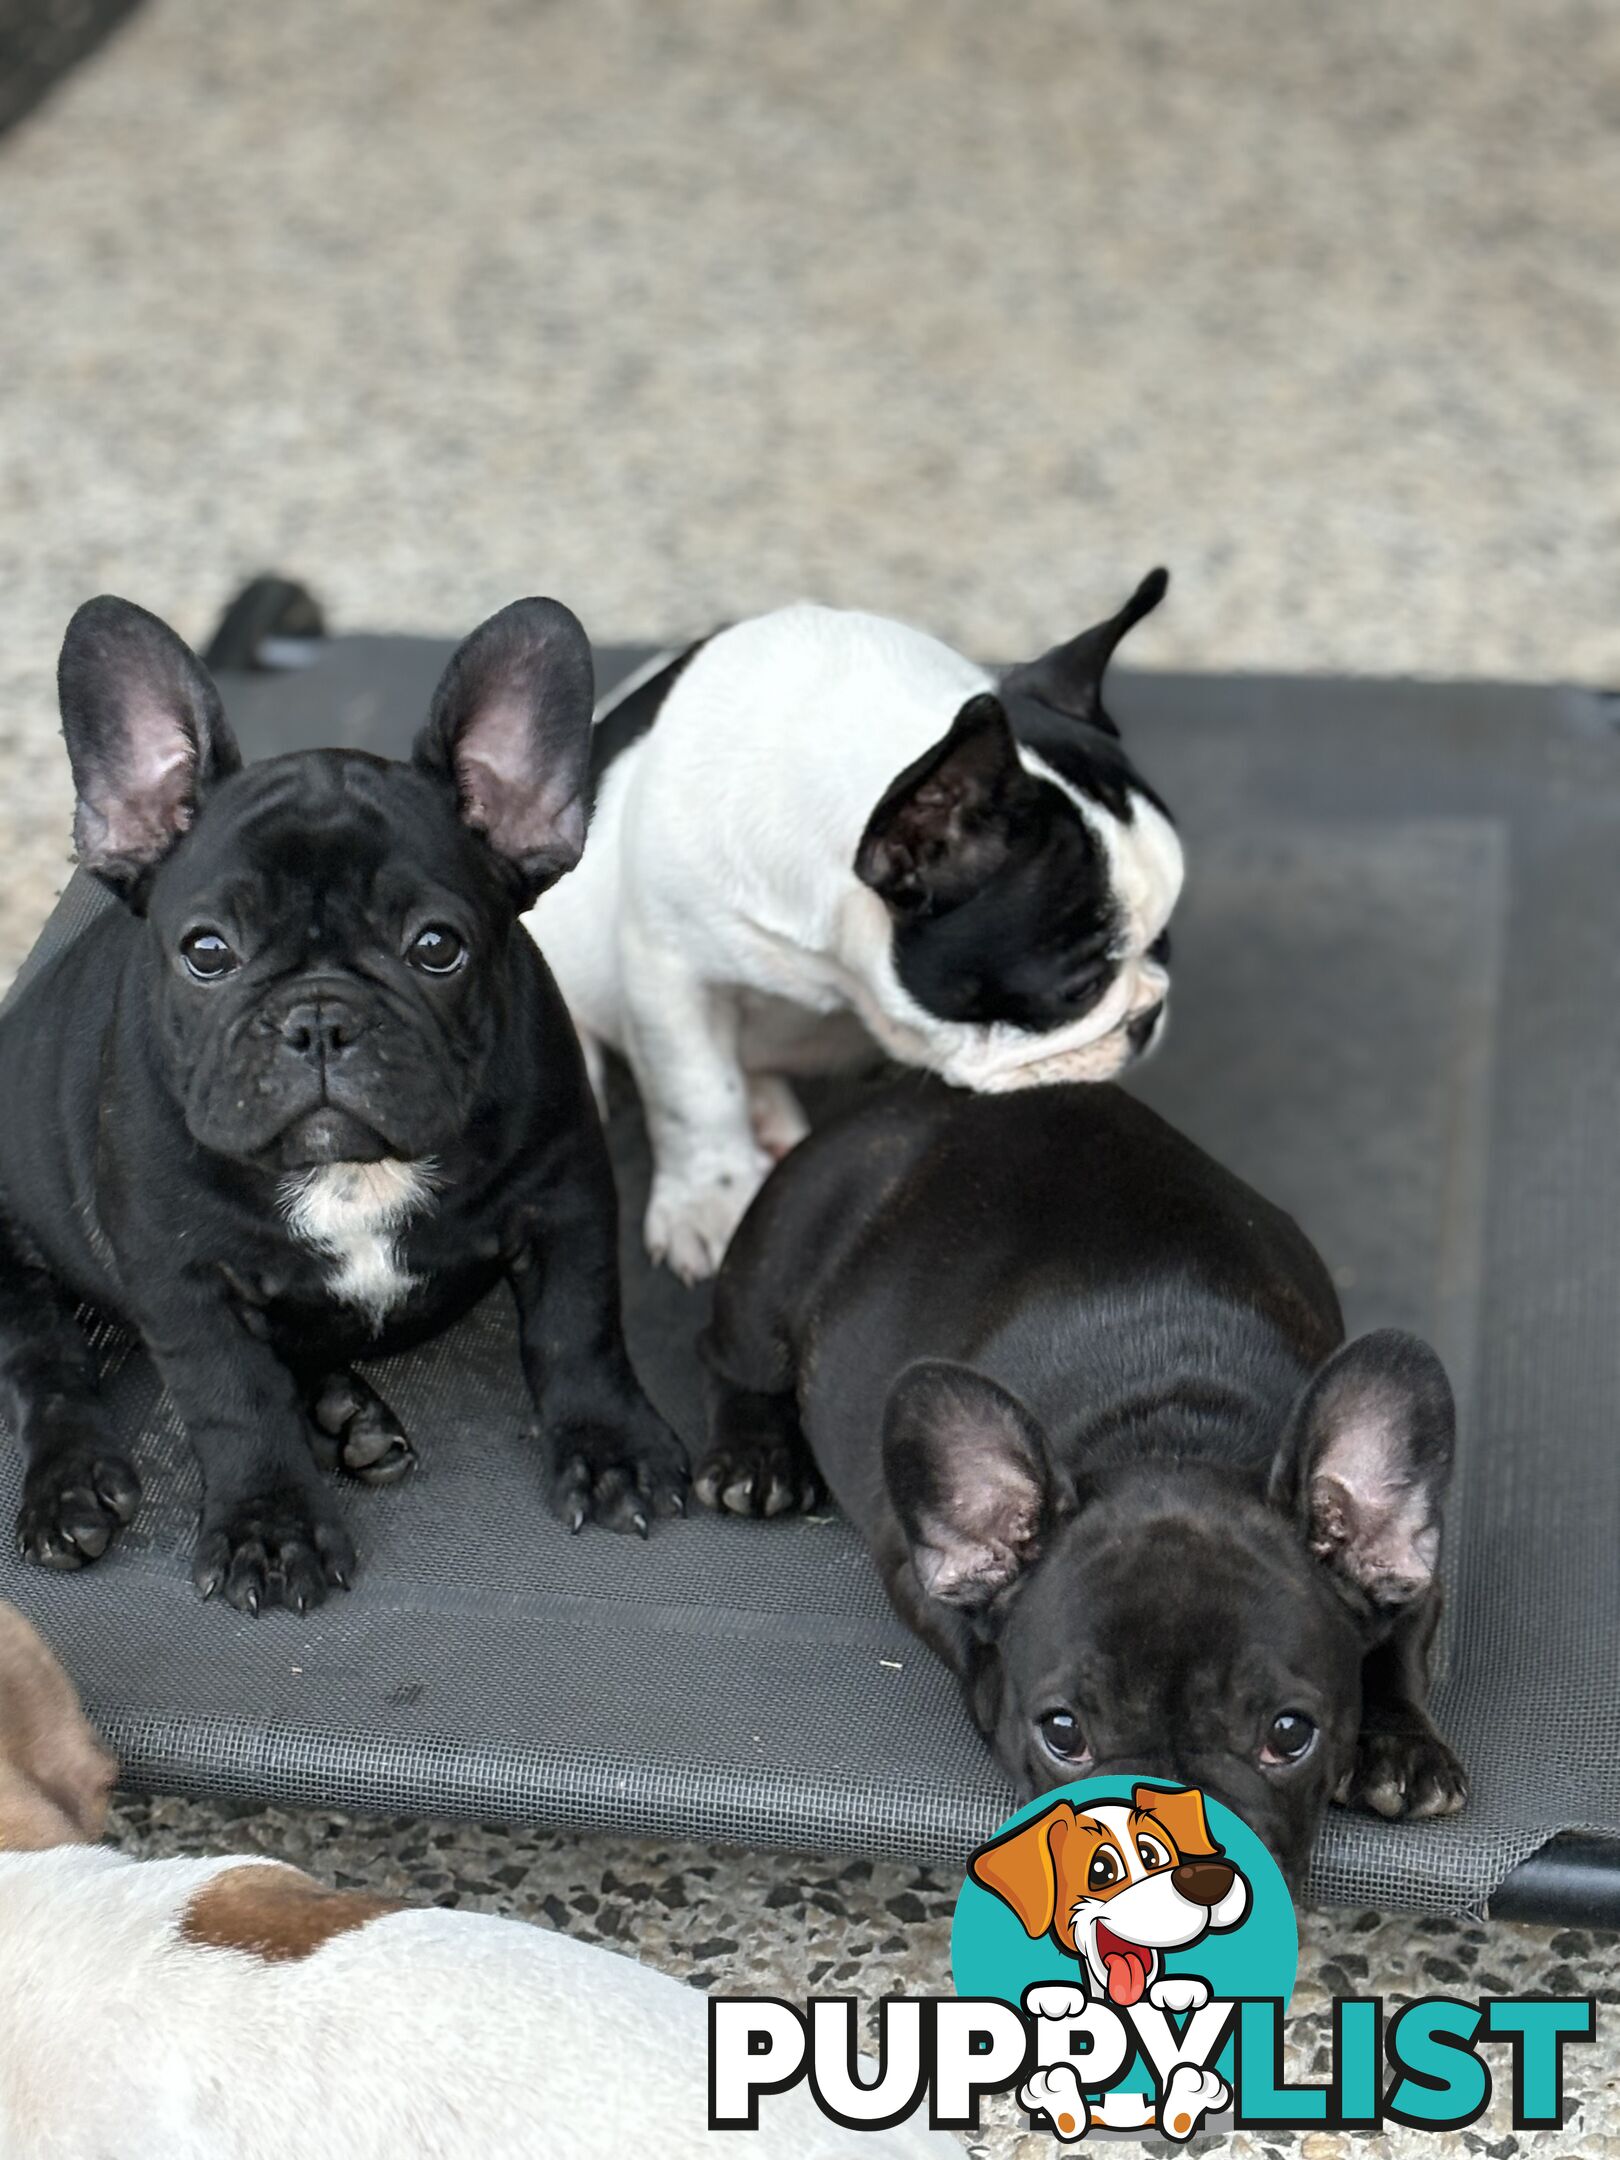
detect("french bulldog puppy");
top-left (695, 1080), bottom-right (1466, 1889)
top-left (0, 596), bottom-right (687, 1615)
top-left (526, 572), bottom-right (1181, 1282)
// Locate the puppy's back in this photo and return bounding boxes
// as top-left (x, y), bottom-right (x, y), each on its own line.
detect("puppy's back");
top-left (0, 1848), bottom-right (956, 2159)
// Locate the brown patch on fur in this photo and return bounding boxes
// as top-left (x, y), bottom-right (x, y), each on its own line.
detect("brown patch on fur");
top-left (180, 1864), bottom-right (406, 1962)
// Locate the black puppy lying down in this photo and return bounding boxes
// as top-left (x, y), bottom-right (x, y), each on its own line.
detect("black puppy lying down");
top-left (0, 597), bottom-right (686, 1614)
top-left (696, 1081), bottom-right (1465, 1887)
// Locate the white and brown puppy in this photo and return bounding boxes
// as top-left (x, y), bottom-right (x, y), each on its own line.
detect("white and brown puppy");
top-left (526, 576), bottom-right (1181, 1280)
top-left (0, 1604), bottom-right (958, 2159)
top-left (972, 1786), bottom-right (1247, 2144)
top-left (971, 1785), bottom-right (1250, 2011)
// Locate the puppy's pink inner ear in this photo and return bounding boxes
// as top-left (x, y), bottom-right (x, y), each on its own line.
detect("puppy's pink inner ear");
top-left (456, 700), bottom-right (585, 872)
top-left (78, 715), bottom-right (197, 870)
top-left (915, 1454), bottom-right (1045, 1604)
top-left (1308, 1406), bottom-right (1439, 1603)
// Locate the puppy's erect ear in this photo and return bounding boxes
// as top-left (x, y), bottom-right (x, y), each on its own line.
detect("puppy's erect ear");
top-left (1132, 1783), bottom-right (1221, 1862)
top-left (0, 1601), bottom-right (117, 1850)
top-left (1269, 1330), bottom-right (1455, 1613)
top-left (970, 1803), bottom-right (1076, 1939)
top-left (414, 597), bottom-right (595, 902)
top-left (883, 1360), bottom-right (1053, 1609)
top-left (855, 694), bottom-right (1041, 916)
top-left (999, 567), bottom-right (1168, 738)
top-left (58, 596), bottom-right (243, 903)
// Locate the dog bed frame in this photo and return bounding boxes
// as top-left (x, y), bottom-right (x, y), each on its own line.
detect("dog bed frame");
top-left (3, 597), bottom-right (1617, 1927)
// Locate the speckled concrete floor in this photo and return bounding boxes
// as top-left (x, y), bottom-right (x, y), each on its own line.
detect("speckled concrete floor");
top-left (4, 1), bottom-right (1619, 2150)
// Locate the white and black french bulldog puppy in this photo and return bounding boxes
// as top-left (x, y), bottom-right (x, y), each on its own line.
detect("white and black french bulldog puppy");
top-left (695, 1081), bottom-right (1466, 1890)
top-left (525, 571), bottom-right (1182, 1282)
top-left (0, 596), bottom-right (688, 1615)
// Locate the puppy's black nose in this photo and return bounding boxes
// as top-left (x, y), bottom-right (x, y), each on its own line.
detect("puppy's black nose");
top-left (1171, 1860), bottom-right (1236, 1907)
top-left (1127, 1002), bottom-right (1165, 1053)
top-left (280, 999), bottom-right (366, 1062)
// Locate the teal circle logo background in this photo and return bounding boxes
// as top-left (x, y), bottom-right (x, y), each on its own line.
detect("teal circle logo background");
top-left (951, 1778), bottom-right (1297, 2099)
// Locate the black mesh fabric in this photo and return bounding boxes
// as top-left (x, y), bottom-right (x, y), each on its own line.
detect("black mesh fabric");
top-left (2, 637), bottom-right (1616, 1920)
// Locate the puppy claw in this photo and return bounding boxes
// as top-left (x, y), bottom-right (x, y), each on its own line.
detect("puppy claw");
top-left (309, 1372), bottom-right (416, 1487)
top-left (16, 1443), bottom-right (142, 1573)
top-left (69, 1514), bottom-right (112, 1561)
top-left (1339, 1722), bottom-right (1469, 1822)
top-left (694, 1438), bottom-right (818, 1521)
top-left (546, 1414), bottom-right (690, 1537)
top-left (193, 1485), bottom-right (356, 1616)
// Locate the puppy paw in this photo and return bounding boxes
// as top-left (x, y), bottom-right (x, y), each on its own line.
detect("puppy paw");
top-left (746, 1077), bottom-right (810, 1161)
top-left (1158, 2064), bottom-right (1229, 2141)
top-left (193, 1483), bottom-right (356, 1615)
top-left (17, 1442), bottom-right (141, 1569)
top-left (693, 1434), bottom-right (821, 1518)
top-left (1148, 1974), bottom-right (1211, 2014)
top-left (1337, 1721), bottom-right (1469, 1820)
top-left (1023, 1981), bottom-right (1090, 2021)
top-left (309, 1370), bottom-right (415, 1487)
top-left (645, 1163), bottom-right (768, 1283)
top-left (1019, 2065), bottom-right (1091, 2141)
top-left (547, 1409), bottom-right (690, 1536)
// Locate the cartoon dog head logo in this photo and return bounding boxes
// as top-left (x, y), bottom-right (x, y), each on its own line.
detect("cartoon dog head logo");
top-left (970, 1782), bottom-right (1251, 2009)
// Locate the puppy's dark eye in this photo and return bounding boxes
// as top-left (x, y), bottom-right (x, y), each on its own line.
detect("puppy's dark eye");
top-left (180, 930), bottom-right (238, 981)
top-left (1037, 1708), bottom-right (1089, 1763)
top-left (1087, 1847), bottom-right (1122, 1892)
top-left (406, 925), bottom-right (467, 975)
top-left (1058, 957), bottom-right (1114, 1009)
top-left (1260, 1710), bottom-right (1318, 1767)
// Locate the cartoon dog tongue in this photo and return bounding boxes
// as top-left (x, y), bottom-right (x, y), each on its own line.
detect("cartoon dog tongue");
top-left (1096, 1925), bottom-right (1154, 2007)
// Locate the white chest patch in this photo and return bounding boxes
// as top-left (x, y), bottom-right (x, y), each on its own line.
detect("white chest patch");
top-left (278, 1159), bottom-right (437, 1329)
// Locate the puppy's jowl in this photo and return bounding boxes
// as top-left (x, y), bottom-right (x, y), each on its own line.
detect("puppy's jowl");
top-left (527, 571), bottom-right (1182, 1280)
top-left (697, 1081), bottom-right (1466, 1887)
top-left (0, 596), bottom-right (686, 1613)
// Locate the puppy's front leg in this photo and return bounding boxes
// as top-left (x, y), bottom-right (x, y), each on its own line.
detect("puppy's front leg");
top-left (0, 1210), bottom-right (141, 1569)
top-left (508, 1154), bottom-right (689, 1534)
top-left (1339, 1588), bottom-right (1468, 1820)
top-left (620, 927), bottom-right (771, 1282)
top-left (142, 1295), bottom-right (356, 1614)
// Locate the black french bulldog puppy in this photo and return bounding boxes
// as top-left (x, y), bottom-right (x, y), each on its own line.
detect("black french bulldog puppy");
top-left (0, 596), bottom-right (687, 1614)
top-left (695, 1080), bottom-right (1466, 1889)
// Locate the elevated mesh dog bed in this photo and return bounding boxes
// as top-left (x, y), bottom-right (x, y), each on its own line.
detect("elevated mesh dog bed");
top-left (3, 614), bottom-right (1617, 1926)
top-left (0, 0), bottom-right (143, 139)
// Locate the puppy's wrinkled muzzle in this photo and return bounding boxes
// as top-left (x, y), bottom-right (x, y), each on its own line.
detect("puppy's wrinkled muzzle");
top-left (278, 995), bottom-right (369, 1064)
top-left (961, 954), bottom-right (1172, 1093)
